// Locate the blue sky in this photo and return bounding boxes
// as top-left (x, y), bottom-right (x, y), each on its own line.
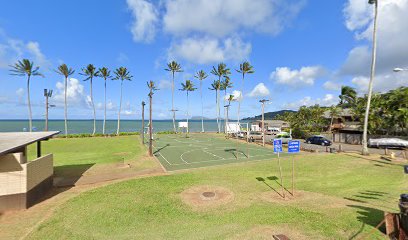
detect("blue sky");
top-left (0, 0), bottom-right (407, 120)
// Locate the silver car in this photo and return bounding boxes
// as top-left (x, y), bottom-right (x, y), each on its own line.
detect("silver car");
top-left (248, 131), bottom-right (263, 142)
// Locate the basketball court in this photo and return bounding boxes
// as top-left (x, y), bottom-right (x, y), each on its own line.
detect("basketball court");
top-left (150, 133), bottom-right (288, 171)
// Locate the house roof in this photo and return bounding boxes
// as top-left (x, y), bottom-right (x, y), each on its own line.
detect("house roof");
top-left (323, 108), bottom-right (354, 118)
top-left (0, 131), bottom-right (59, 156)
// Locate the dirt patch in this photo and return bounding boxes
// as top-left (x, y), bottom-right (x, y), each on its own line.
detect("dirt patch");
top-left (259, 190), bottom-right (353, 209)
top-left (180, 185), bottom-right (234, 210)
top-left (229, 225), bottom-right (317, 240)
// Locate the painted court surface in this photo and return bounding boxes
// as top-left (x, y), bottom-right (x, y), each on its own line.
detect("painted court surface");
top-left (152, 133), bottom-right (287, 171)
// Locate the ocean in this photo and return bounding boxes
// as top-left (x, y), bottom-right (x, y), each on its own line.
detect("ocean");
top-left (0, 119), bottom-right (227, 134)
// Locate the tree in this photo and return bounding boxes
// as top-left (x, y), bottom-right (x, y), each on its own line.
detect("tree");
top-left (194, 70), bottom-right (208, 132)
top-left (211, 63), bottom-right (231, 132)
top-left (236, 61), bottom-right (254, 123)
top-left (147, 80), bottom-right (158, 156)
top-left (221, 78), bottom-right (233, 132)
top-left (55, 64), bottom-right (75, 136)
top-left (80, 64), bottom-right (98, 135)
top-left (225, 94), bottom-right (234, 135)
top-left (328, 105), bottom-right (341, 132)
top-left (179, 80), bottom-right (197, 136)
top-left (209, 80), bottom-right (222, 133)
top-left (97, 67), bottom-right (112, 135)
top-left (165, 61), bottom-right (183, 133)
top-left (339, 86), bottom-right (357, 108)
top-left (9, 59), bottom-right (43, 132)
top-left (113, 67), bottom-right (132, 135)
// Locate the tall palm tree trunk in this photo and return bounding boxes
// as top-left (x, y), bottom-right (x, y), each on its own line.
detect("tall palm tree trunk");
top-left (215, 90), bottom-right (219, 133)
top-left (186, 91), bottom-right (189, 136)
top-left (362, 1), bottom-right (378, 155)
top-left (90, 79), bottom-right (96, 135)
top-left (64, 77), bottom-right (68, 136)
top-left (27, 76), bottom-right (32, 132)
top-left (103, 79), bottom-right (107, 135)
top-left (149, 93), bottom-right (153, 156)
top-left (217, 90), bottom-right (221, 133)
top-left (171, 72), bottom-right (176, 132)
top-left (329, 116), bottom-right (334, 132)
top-left (238, 74), bottom-right (245, 125)
top-left (117, 80), bottom-right (123, 135)
top-left (200, 81), bottom-right (204, 132)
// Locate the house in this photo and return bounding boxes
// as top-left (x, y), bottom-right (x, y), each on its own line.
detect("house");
top-left (0, 131), bottom-right (59, 212)
top-left (251, 120), bottom-right (290, 132)
top-left (323, 108), bottom-right (363, 144)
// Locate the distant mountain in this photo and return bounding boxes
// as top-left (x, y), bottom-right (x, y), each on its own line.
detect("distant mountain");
top-left (242, 110), bottom-right (296, 121)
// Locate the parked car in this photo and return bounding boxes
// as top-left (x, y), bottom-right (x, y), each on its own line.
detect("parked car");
top-left (248, 131), bottom-right (263, 142)
top-left (236, 131), bottom-right (245, 139)
top-left (305, 136), bottom-right (332, 146)
top-left (368, 138), bottom-right (408, 149)
top-left (272, 133), bottom-right (292, 144)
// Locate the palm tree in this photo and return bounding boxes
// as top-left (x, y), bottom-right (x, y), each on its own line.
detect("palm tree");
top-left (339, 86), bottom-right (357, 108)
top-left (9, 59), bottom-right (43, 132)
top-left (80, 64), bottom-right (98, 135)
top-left (209, 80), bottom-right (222, 133)
top-left (236, 61), bottom-right (254, 124)
top-left (328, 105), bottom-right (341, 132)
top-left (194, 70), bottom-right (208, 132)
top-left (211, 63), bottom-right (231, 132)
top-left (221, 78), bottom-right (233, 132)
top-left (225, 94), bottom-right (234, 134)
top-left (147, 80), bottom-right (158, 156)
top-left (165, 61), bottom-right (183, 133)
top-left (180, 80), bottom-right (197, 136)
top-left (55, 64), bottom-right (75, 136)
top-left (97, 67), bottom-right (111, 135)
top-left (362, 0), bottom-right (379, 155)
top-left (113, 67), bottom-right (132, 135)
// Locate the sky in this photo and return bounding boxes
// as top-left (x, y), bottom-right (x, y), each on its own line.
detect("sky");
top-left (0, 0), bottom-right (407, 120)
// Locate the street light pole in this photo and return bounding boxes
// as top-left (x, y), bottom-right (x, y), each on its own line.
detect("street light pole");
top-left (259, 99), bottom-right (269, 147)
top-left (141, 101), bottom-right (146, 144)
top-left (44, 89), bottom-right (53, 131)
top-left (362, 0), bottom-right (378, 155)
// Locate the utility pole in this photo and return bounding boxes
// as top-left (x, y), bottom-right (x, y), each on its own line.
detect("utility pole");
top-left (259, 99), bottom-right (269, 147)
top-left (362, 0), bottom-right (379, 155)
top-left (141, 101), bottom-right (146, 144)
top-left (43, 89), bottom-right (54, 131)
top-left (149, 93), bottom-right (153, 156)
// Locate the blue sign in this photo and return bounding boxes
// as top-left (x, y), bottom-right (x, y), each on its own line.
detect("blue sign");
top-left (288, 140), bottom-right (300, 153)
top-left (273, 139), bottom-right (283, 153)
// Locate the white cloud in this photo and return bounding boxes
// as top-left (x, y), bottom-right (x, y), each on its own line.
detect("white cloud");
top-left (270, 66), bottom-right (325, 87)
top-left (96, 100), bottom-right (117, 111)
top-left (224, 90), bottom-right (242, 101)
top-left (163, 0), bottom-right (305, 37)
top-left (54, 78), bottom-right (89, 108)
top-left (168, 36), bottom-right (251, 64)
top-left (283, 94), bottom-right (338, 110)
top-left (341, 0), bottom-right (408, 79)
top-left (351, 72), bottom-right (408, 93)
top-left (127, 0), bottom-right (159, 43)
top-left (323, 81), bottom-right (342, 91)
top-left (158, 79), bottom-right (172, 90)
top-left (26, 41), bottom-right (49, 67)
top-left (248, 83), bottom-right (270, 98)
top-left (0, 31), bottom-right (49, 69)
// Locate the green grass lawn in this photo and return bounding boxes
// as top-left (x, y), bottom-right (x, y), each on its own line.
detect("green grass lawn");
top-left (27, 135), bottom-right (153, 177)
top-left (26, 151), bottom-right (407, 239)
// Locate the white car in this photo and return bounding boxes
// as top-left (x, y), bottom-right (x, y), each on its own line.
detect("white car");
top-left (272, 133), bottom-right (292, 144)
top-left (368, 138), bottom-right (408, 149)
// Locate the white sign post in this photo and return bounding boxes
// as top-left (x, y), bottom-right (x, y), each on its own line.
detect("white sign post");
top-left (288, 140), bottom-right (300, 197)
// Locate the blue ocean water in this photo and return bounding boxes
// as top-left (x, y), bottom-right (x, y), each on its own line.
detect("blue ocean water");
top-left (0, 119), bottom-right (224, 134)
